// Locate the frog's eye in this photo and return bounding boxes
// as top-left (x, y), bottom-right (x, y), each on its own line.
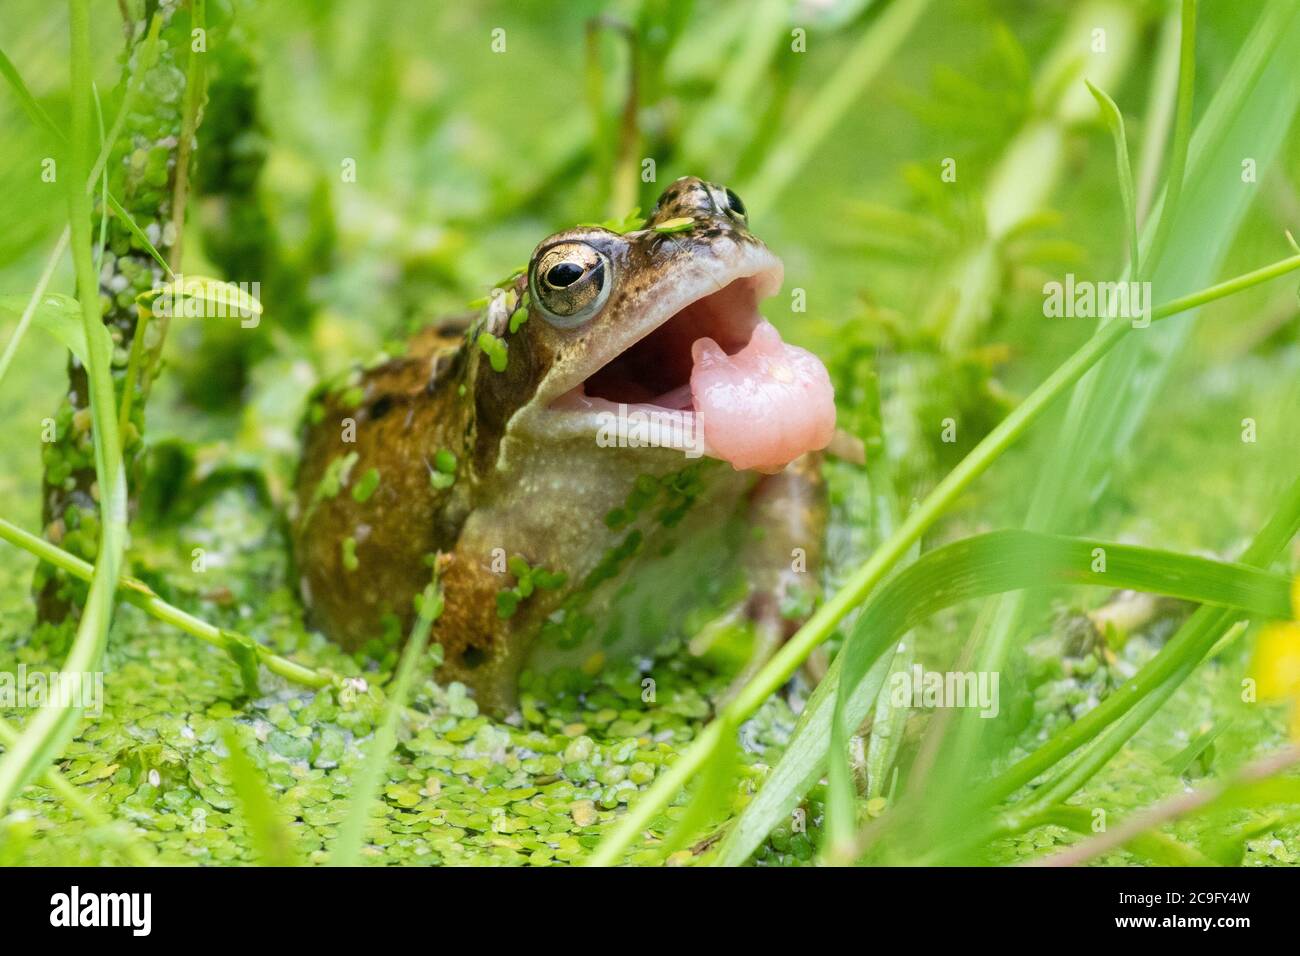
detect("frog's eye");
top-left (530, 241), bottom-right (612, 328)
top-left (708, 184), bottom-right (748, 224)
top-left (723, 187), bottom-right (747, 222)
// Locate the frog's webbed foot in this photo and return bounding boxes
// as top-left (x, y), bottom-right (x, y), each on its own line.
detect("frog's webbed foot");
top-left (698, 452), bottom-right (828, 705)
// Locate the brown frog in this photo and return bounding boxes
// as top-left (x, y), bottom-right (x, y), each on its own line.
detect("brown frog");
top-left (291, 177), bottom-right (838, 714)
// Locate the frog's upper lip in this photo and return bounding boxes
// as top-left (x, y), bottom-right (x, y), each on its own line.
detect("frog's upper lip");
top-left (530, 244), bottom-right (784, 438)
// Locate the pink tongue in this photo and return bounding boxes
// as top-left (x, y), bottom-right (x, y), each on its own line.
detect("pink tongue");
top-left (690, 320), bottom-right (836, 472)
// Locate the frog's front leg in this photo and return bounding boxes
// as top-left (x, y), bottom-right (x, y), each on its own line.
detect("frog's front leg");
top-left (713, 452), bottom-right (827, 696)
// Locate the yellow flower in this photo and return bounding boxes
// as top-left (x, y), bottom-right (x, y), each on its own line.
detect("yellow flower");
top-left (1248, 576), bottom-right (1300, 739)
top-left (1251, 621), bottom-right (1300, 700)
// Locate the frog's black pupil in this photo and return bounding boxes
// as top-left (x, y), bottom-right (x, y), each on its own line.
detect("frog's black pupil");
top-left (547, 262), bottom-right (584, 288)
top-left (725, 187), bottom-right (746, 217)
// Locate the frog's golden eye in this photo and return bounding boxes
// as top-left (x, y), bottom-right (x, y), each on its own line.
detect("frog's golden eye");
top-left (530, 241), bottom-right (612, 328)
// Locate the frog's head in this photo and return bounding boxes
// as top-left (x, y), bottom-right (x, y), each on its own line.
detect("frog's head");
top-left (472, 176), bottom-right (835, 474)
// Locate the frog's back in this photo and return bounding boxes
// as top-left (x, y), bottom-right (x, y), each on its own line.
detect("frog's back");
top-left (291, 317), bottom-right (472, 652)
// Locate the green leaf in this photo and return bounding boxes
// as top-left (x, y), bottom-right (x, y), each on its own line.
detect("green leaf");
top-left (0, 293), bottom-right (110, 367)
top-left (1164, 719), bottom-right (1234, 777)
top-left (496, 589), bottom-right (520, 619)
top-left (477, 331), bottom-right (508, 372)
top-left (140, 275), bottom-right (263, 321)
top-left (653, 216), bottom-right (695, 234)
top-left (0, 0), bottom-right (129, 815)
top-left (0, 46), bottom-right (62, 144)
top-left (351, 467), bottom-right (381, 503)
top-left (221, 629), bottom-right (262, 698)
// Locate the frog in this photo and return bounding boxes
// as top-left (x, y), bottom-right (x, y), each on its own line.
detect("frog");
top-left (291, 177), bottom-right (840, 715)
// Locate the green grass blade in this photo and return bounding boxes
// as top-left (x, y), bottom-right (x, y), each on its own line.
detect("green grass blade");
top-left (1144, 0), bottom-right (1198, 275)
top-left (0, 14), bottom-right (165, 390)
top-left (1085, 79), bottom-right (1139, 279)
top-left (0, 25), bottom-right (172, 279)
top-left (0, 232), bottom-right (71, 385)
top-left (865, 638), bottom-right (913, 801)
top-left (0, 516), bottom-right (331, 690)
top-left (329, 578), bottom-right (443, 866)
top-left (714, 644), bottom-right (892, 866)
top-left (222, 728), bottom-right (301, 867)
top-left (658, 720), bottom-right (739, 860)
top-left (927, 0), bottom-right (1300, 835)
top-left (980, 472), bottom-right (1300, 807)
top-left (0, 0), bottom-right (129, 812)
top-left (726, 530), bottom-right (1294, 865)
top-left (742, 0), bottom-right (933, 217)
top-left (0, 45), bottom-right (61, 141)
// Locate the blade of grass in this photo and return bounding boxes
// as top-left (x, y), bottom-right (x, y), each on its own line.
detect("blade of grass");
top-left (1143, 0), bottom-right (1197, 277)
top-left (0, 516), bottom-right (330, 690)
top-left (896, 476), bottom-right (1298, 864)
top-left (864, 638), bottom-right (912, 801)
top-left (741, 0), bottom-right (933, 218)
top-left (1086, 79), bottom-right (1139, 279)
top-left (329, 576), bottom-right (444, 866)
top-left (676, 0), bottom-right (788, 179)
top-left (0, 230), bottom-right (70, 385)
top-left (166, 0), bottom-right (205, 272)
top-left (922, 0), bottom-right (1300, 848)
top-left (715, 641), bottom-right (889, 865)
top-left (0, 46), bottom-right (62, 139)
top-left (222, 727), bottom-right (301, 866)
top-left (0, 23), bottom-right (172, 278)
top-left (0, 15), bottom-right (163, 388)
top-left (93, 82), bottom-right (107, 271)
top-left (0, 0), bottom-right (129, 812)
top-left (978, 472), bottom-right (1300, 807)
top-left (658, 719), bottom-right (739, 860)
top-left (1134, 7), bottom-right (1181, 225)
top-left (817, 531), bottom-right (1293, 862)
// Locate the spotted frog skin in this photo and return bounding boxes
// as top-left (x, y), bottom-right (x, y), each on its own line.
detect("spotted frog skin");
top-left (292, 178), bottom-right (829, 714)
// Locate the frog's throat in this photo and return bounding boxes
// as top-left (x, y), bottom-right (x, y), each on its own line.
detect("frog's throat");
top-left (515, 244), bottom-right (783, 452)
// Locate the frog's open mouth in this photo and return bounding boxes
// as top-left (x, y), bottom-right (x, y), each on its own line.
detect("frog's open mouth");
top-left (538, 252), bottom-right (836, 472)
top-left (575, 275), bottom-right (766, 409)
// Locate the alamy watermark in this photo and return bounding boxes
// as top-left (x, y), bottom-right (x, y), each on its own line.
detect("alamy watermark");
top-left (0, 666), bottom-right (103, 717)
top-left (151, 273), bottom-right (261, 328)
top-left (888, 665), bottom-right (1000, 718)
top-left (595, 403), bottom-right (705, 458)
top-left (1043, 274), bottom-right (1151, 328)
top-left (50, 886), bottom-right (151, 936)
